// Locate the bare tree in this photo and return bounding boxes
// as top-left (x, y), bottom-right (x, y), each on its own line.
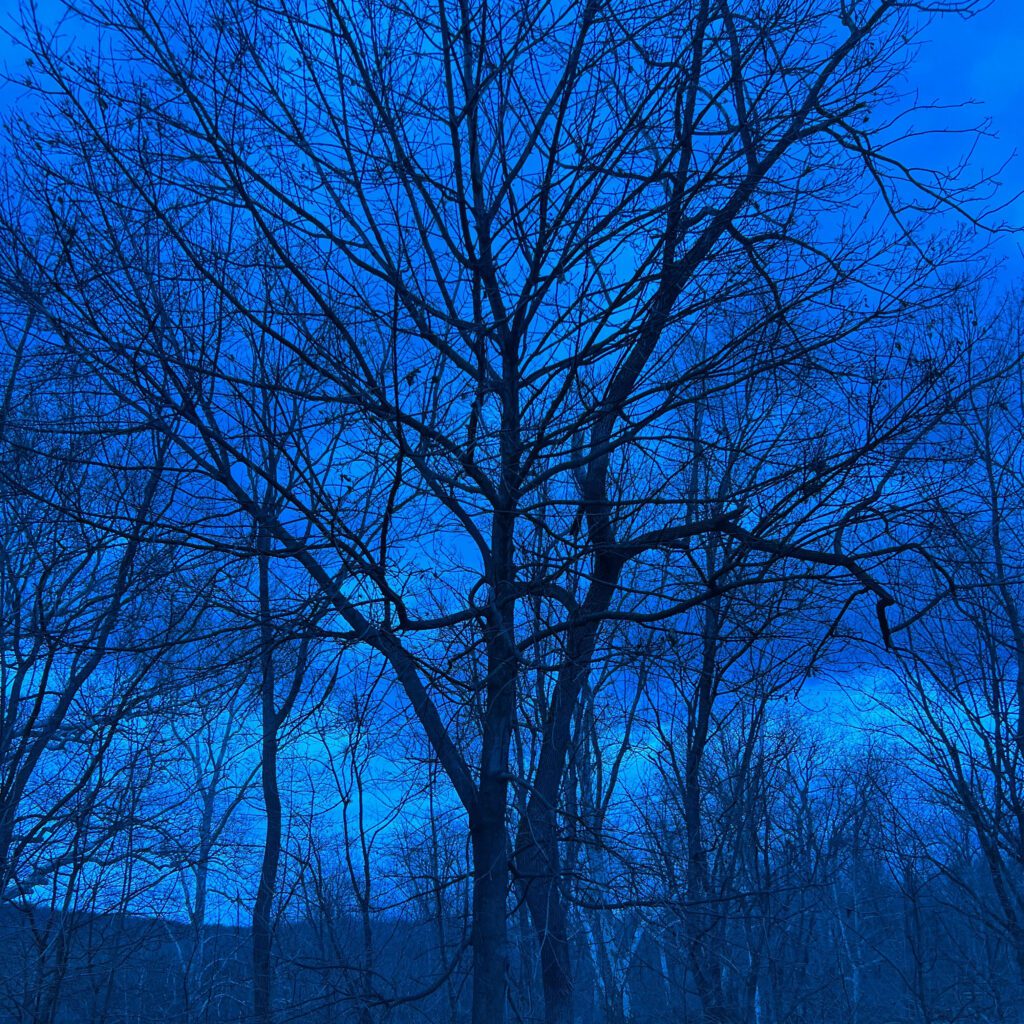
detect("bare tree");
top-left (0, 0), bottom-right (1003, 1022)
top-left (886, 300), bottom-right (1024, 990)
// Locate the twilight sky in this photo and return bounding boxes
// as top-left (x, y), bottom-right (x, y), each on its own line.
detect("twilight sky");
top-left (909, 2), bottom-right (1024, 256)
top-left (917, 1), bottom-right (1024, 154)
top-left (0, 1), bottom-right (1022, 256)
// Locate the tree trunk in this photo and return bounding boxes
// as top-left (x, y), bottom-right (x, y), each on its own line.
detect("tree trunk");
top-left (520, 836), bottom-right (573, 1024)
top-left (470, 779), bottom-right (510, 1024)
top-left (469, 474), bottom-right (519, 1024)
top-left (253, 524), bottom-right (280, 1024)
top-left (516, 580), bottom-right (620, 1024)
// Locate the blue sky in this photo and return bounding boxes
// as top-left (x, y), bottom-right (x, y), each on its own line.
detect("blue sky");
top-left (1, 1), bottom-right (1021, 250)
top-left (909, 2), bottom-right (1024, 248)
top-left (916, 1), bottom-right (1024, 149)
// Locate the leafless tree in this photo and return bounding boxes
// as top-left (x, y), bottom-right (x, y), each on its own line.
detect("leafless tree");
top-left (0, 0), bottom-right (1007, 1021)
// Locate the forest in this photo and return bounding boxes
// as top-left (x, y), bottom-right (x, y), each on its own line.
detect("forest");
top-left (0, 0), bottom-right (1021, 1021)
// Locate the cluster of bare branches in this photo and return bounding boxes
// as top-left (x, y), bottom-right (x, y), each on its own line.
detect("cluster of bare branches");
top-left (0, 0), bottom-right (1020, 1022)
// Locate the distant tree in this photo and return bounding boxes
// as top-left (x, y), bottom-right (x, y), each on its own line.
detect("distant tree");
top-left (0, 308), bottom-right (190, 903)
top-left (887, 301), bottom-right (1024, 992)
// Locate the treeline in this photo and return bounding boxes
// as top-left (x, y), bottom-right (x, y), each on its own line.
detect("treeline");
top-left (1, 718), bottom-right (1020, 1024)
top-left (0, 0), bottom-right (1020, 1022)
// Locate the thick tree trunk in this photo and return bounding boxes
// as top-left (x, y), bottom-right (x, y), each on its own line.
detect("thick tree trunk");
top-left (519, 832), bottom-right (573, 1024)
top-left (516, 773), bottom-right (573, 1024)
top-left (468, 459), bottom-right (519, 1024)
top-left (470, 779), bottom-right (511, 1024)
top-left (516, 581), bottom-right (619, 1024)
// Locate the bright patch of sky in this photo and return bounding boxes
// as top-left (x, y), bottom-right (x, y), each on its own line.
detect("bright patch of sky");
top-left (905, 3), bottom-right (1024, 258)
